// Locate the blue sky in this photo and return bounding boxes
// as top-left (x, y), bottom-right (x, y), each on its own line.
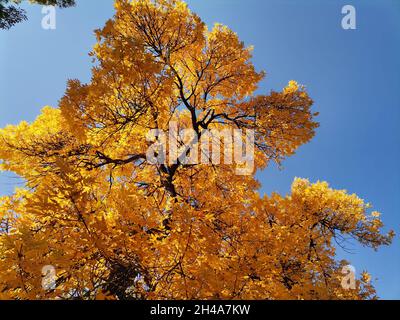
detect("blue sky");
top-left (0, 0), bottom-right (399, 299)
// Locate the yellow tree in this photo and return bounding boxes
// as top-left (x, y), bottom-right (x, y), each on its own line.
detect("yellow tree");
top-left (0, 0), bottom-right (394, 300)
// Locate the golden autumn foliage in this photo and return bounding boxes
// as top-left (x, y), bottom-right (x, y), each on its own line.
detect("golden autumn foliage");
top-left (0, 0), bottom-right (394, 300)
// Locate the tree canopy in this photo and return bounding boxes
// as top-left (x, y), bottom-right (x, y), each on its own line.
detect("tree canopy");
top-left (0, 0), bottom-right (394, 300)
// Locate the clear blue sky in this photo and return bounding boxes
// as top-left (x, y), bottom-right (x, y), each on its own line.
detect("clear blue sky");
top-left (0, 0), bottom-right (399, 299)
